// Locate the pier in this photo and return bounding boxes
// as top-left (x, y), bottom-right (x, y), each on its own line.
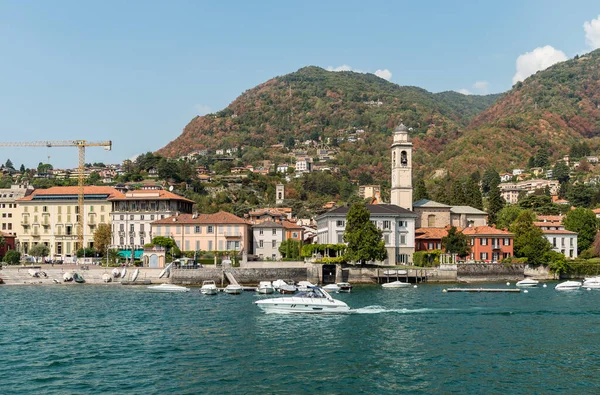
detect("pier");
top-left (444, 288), bottom-right (521, 293)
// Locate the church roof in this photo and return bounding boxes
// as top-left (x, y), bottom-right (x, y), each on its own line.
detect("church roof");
top-left (413, 199), bottom-right (451, 208)
top-left (318, 204), bottom-right (416, 219)
top-left (394, 124), bottom-right (408, 133)
top-left (450, 206), bottom-right (487, 215)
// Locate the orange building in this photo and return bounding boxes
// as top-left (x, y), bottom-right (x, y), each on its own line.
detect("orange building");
top-left (462, 226), bottom-right (514, 262)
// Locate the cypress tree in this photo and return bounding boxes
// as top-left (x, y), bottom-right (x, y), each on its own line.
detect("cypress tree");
top-left (464, 177), bottom-right (483, 210)
top-left (487, 181), bottom-right (505, 225)
top-left (413, 179), bottom-right (429, 201)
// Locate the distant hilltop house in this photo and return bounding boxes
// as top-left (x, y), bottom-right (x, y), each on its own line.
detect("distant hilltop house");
top-left (585, 155), bottom-right (599, 164)
top-left (500, 173), bottom-right (513, 182)
top-left (246, 207), bottom-right (293, 224)
top-left (358, 185), bottom-right (381, 201)
top-left (512, 168), bottom-right (524, 176)
top-left (363, 100), bottom-right (383, 106)
top-left (499, 179), bottom-right (559, 203)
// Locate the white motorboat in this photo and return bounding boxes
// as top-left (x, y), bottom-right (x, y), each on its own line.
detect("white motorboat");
top-left (158, 262), bottom-right (173, 279)
top-left (147, 283), bottom-right (190, 293)
top-left (201, 280), bottom-right (219, 295)
top-left (131, 268), bottom-right (140, 282)
top-left (278, 284), bottom-right (297, 294)
top-left (297, 280), bottom-right (315, 291)
top-left (257, 281), bottom-right (275, 294)
top-left (555, 281), bottom-right (582, 291)
top-left (337, 282), bottom-right (353, 293)
top-left (382, 280), bottom-right (411, 288)
top-left (272, 279), bottom-right (287, 290)
top-left (582, 277), bottom-right (600, 289)
top-left (112, 268), bottom-right (120, 278)
top-left (322, 284), bottom-right (341, 292)
top-left (102, 273), bottom-right (112, 283)
top-left (63, 272), bottom-right (73, 282)
top-left (224, 284), bottom-right (243, 294)
top-left (120, 267), bottom-right (127, 278)
top-left (255, 286), bottom-right (350, 314)
top-left (516, 278), bottom-right (539, 287)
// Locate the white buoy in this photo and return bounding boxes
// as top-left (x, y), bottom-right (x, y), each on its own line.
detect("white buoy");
top-left (524, 290), bottom-right (529, 293)
top-left (588, 288), bottom-right (592, 291)
top-left (543, 284), bottom-right (547, 288)
top-left (506, 282), bottom-right (510, 286)
top-left (413, 285), bottom-right (418, 288)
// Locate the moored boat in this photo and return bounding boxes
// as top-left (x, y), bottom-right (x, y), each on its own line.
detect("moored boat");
top-left (254, 286), bottom-right (350, 314)
top-left (120, 267), bottom-right (127, 278)
top-left (257, 281), bottom-right (275, 294)
top-left (516, 278), bottom-right (539, 287)
top-left (322, 284), bottom-right (341, 292)
top-left (297, 280), bottom-right (315, 291)
top-left (224, 284), bottom-right (243, 294)
top-left (147, 283), bottom-right (190, 293)
top-left (63, 272), bottom-right (73, 282)
top-left (72, 272), bottom-right (85, 283)
top-left (201, 280), bottom-right (219, 295)
top-left (382, 280), bottom-right (411, 288)
top-left (555, 281), bottom-right (582, 291)
top-left (337, 282), bottom-right (353, 293)
top-left (131, 268), bottom-right (140, 282)
top-left (278, 284), bottom-right (297, 294)
top-left (583, 276), bottom-right (600, 289)
top-left (102, 273), bottom-right (112, 283)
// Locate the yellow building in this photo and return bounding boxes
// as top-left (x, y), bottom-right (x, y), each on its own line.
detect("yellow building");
top-left (17, 186), bottom-right (123, 259)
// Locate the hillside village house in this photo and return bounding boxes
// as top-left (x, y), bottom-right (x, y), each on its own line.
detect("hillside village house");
top-left (246, 207), bottom-right (293, 224)
top-left (108, 189), bottom-right (194, 259)
top-left (535, 215), bottom-right (578, 259)
top-left (317, 204), bottom-right (417, 265)
top-left (151, 211), bottom-right (250, 254)
top-left (413, 200), bottom-right (488, 228)
top-left (16, 186), bottom-right (120, 258)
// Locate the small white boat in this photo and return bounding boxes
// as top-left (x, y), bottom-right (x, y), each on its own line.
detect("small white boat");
top-left (102, 273), bottom-right (112, 283)
top-left (131, 268), bottom-right (140, 282)
top-left (382, 280), bottom-right (411, 288)
top-left (158, 262), bottom-right (173, 279)
top-left (322, 284), bottom-right (341, 292)
top-left (297, 281), bottom-right (315, 291)
top-left (201, 280), bottom-right (219, 295)
top-left (112, 268), bottom-right (120, 277)
top-left (148, 283), bottom-right (190, 293)
top-left (337, 282), bottom-right (353, 293)
top-left (278, 284), bottom-right (297, 294)
top-left (120, 267), bottom-right (127, 278)
top-left (516, 278), bottom-right (539, 287)
top-left (555, 281), bottom-right (582, 291)
top-left (63, 272), bottom-right (73, 282)
top-left (583, 276), bottom-right (600, 289)
top-left (224, 284), bottom-right (243, 294)
top-left (257, 281), bottom-right (275, 294)
top-left (255, 286), bottom-right (350, 314)
top-left (272, 279), bottom-right (288, 290)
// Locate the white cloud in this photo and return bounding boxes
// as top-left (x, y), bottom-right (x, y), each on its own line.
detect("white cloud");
top-left (194, 104), bottom-right (212, 115)
top-left (326, 64), bottom-right (392, 81)
top-left (512, 45), bottom-right (568, 85)
top-left (457, 88), bottom-right (471, 95)
top-left (374, 69), bottom-right (392, 81)
top-left (584, 15), bottom-right (600, 49)
top-left (473, 81), bottom-right (489, 94)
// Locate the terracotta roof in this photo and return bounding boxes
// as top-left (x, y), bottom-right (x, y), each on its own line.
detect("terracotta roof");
top-left (248, 207), bottom-right (292, 215)
top-left (537, 215), bottom-right (563, 223)
top-left (151, 211), bottom-right (248, 225)
top-left (462, 226), bottom-right (514, 236)
top-left (542, 229), bottom-right (577, 235)
top-left (108, 189), bottom-right (194, 203)
top-left (534, 222), bottom-right (564, 228)
top-left (415, 227), bottom-right (452, 239)
top-left (18, 186), bottom-right (124, 201)
top-left (282, 220), bottom-right (303, 230)
top-left (593, 208), bottom-right (600, 214)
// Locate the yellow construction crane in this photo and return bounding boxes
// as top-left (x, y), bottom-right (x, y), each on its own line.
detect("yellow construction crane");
top-left (0, 140), bottom-right (112, 250)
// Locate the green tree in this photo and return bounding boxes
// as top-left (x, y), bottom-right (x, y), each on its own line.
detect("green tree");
top-left (2, 250), bottom-right (21, 265)
top-left (19, 164), bottom-right (25, 173)
top-left (441, 226), bottom-right (471, 258)
top-left (278, 239), bottom-right (302, 260)
top-left (357, 172), bottom-right (374, 185)
top-left (495, 205), bottom-right (523, 230)
top-left (518, 195), bottom-right (560, 215)
top-left (564, 208), bottom-right (598, 253)
top-left (487, 182), bottom-right (505, 225)
top-left (5, 159), bottom-right (14, 170)
top-left (527, 156), bottom-right (536, 168)
top-left (450, 179), bottom-right (466, 205)
top-left (553, 161), bottom-right (570, 183)
top-left (464, 177), bottom-right (483, 210)
top-left (87, 171), bottom-right (101, 185)
top-left (481, 168), bottom-right (500, 195)
top-left (510, 211), bottom-right (552, 267)
top-left (535, 149), bottom-right (549, 167)
top-left (413, 178), bottom-right (429, 201)
top-left (152, 236), bottom-right (177, 250)
top-left (567, 183), bottom-right (594, 208)
top-left (343, 202), bottom-right (387, 264)
top-left (76, 247), bottom-right (97, 258)
top-left (93, 223), bottom-right (112, 256)
top-left (29, 243), bottom-right (50, 263)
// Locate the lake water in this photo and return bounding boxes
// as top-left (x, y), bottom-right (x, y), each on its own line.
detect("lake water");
top-left (1, 283), bottom-right (599, 394)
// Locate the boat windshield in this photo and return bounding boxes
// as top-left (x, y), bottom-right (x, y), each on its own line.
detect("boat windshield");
top-left (295, 287), bottom-right (328, 298)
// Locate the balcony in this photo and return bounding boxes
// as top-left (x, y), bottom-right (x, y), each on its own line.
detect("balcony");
top-left (221, 232), bottom-right (243, 238)
top-left (119, 231), bottom-right (126, 237)
top-left (491, 244), bottom-right (501, 250)
top-left (139, 231), bottom-right (146, 237)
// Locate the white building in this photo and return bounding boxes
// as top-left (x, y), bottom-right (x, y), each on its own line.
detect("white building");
top-left (544, 230), bottom-right (578, 259)
top-left (316, 204), bottom-right (416, 264)
top-left (252, 221), bottom-right (285, 260)
top-left (390, 124), bottom-right (413, 210)
top-left (295, 158), bottom-right (312, 173)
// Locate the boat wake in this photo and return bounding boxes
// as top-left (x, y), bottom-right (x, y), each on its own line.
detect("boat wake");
top-left (349, 305), bottom-right (480, 315)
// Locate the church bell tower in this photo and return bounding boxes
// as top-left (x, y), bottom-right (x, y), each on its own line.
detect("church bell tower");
top-left (390, 123), bottom-right (413, 210)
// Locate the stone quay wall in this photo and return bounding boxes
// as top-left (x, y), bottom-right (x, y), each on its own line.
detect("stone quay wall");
top-left (172, 268), bottom-right (308, 286)
top-left (457, 263), bottom-right (525, 281)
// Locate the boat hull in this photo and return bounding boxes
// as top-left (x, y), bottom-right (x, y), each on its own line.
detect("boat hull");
top-left (382, 281), bottom-right (410, 288)
top-left (516, 280), bottom-right (539, 287)
top-left (555, 281), bottom-right (582, 291)
top-left (224, 286), bottom-right (242, 294)
top-left (148, 284), bottom-right (190, 293)
top-left (255, 297), bottom-right (350, 314)
top-left (201, 287), bottom-right (219, 295)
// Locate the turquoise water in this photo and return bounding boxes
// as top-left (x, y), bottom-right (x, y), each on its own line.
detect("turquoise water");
top-left (1, 283), bottom-right (599, 394)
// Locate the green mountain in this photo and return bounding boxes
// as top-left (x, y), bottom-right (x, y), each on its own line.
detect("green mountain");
top-left (158, 66), bottom-right (499, 179)
top-left (438, 49), bottom-right (600, 174)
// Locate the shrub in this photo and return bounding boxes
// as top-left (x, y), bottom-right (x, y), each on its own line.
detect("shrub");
top-left (2, 250), bottom-right (21, 265)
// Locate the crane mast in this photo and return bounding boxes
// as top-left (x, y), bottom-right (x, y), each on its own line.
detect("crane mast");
top-left (0, 140), bottom-right (112, 251)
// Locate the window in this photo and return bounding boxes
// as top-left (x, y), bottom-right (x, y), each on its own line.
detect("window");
top-left (90, 206), bottom-right (94, 212)
top-left (185, 226), bottom-right (190, 234)
top-left (120, 215), bottom-right (124, 220)
top-left (100, 215), bottom-right (105, 222)
top-left (272, 240), bottom-right (276, 248)
top-left (480, 238), bottom-right (488, 246)
top-left (185, 240), bottom-right (190, 250)
top-left (196, 241), bottom-right (200, 250)
top-left (195, 226), bottom-right (201, 233)
top-left (552, 237), bottom-right (556, 247)
top-left (140, 238), bottom-right (145, 245)
top-left (101, 206), bottom-right (105, 212)
top-left (383, 221), bottom-right (391, 229)
top-left (470, 238), bottom-right (474, 246)
top-left (398, 221), bottom-right (407, 228)
top-left (427, 215), bottom-right (436, 227)
top-left (151, 215), bottom-right (155, 220)
top-left (140, 224), bottom-right (145, 231)
top-left (130, 215), bottom-right (134, 220)
top-left (208, 240), bottom-right (213, 251)
top-left (120, 224), bottom-right (125, 231)
top-left (336, 220), bottom-right (345, 227)
top-left (207, 226), bottom-right (214, 233)
top-left (383, 234), bottom-right (390, 244)
top-left (337, 234), bottom-right (343, 243)
top-left (130, 237), bottom-right (134, 245)
top-left (140, 215), bottom-right (144, 220)
top-left (259, 229), bottom-right (264, 235)
top-left (176, 226), bottom-right (181, 234)
top-left (398, 254), bottom-right (409, 264)
top-left (272, 228), bottom-right (277, 235)
top-left (292, 232), bottom-right (298, 238)
top-left (400, 235), bottom-right (406, 245)
top-left (480, 252), bottom-right (488, 260)
top-left (130, 224), bottom-right (134, 232)
top-left (66, 225), bottom-right (72, 235)
top-left (503, 238), bottom-right (510, 246)
top-left (570, 238), bottom-right (574, 247)
top-left (259, 240), bottom-right (264, 248)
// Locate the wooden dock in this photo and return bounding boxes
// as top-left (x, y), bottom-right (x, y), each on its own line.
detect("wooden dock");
top-left (444, 288), bottom-right (521, 293)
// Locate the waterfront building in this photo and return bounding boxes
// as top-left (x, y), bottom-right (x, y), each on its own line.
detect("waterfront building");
top-left (0, 231), bottom-right (16, 257)
top-left (316, 204), bottom-right (416, 265)
top-left (151, 211), bottom-right (250, 253)
top-left (16, 186), bottom-right (121, 258)
top-left (252, 220), bottom-right (304, 260)
top-left (108, 189), bottom-right (194, 259)
top-left (413, 199), bottom-right (487, 228)
top-left (0, 184), bottom-right (34, 236)
top-left (534, 215), bottom-right (578, 259)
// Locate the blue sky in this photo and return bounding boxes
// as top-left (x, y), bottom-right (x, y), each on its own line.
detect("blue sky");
top-left (1, 0), bottom-right (599, 169)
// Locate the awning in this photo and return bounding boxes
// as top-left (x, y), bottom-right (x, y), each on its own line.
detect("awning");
top-left (118, 250), bottom-right (143, 259)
